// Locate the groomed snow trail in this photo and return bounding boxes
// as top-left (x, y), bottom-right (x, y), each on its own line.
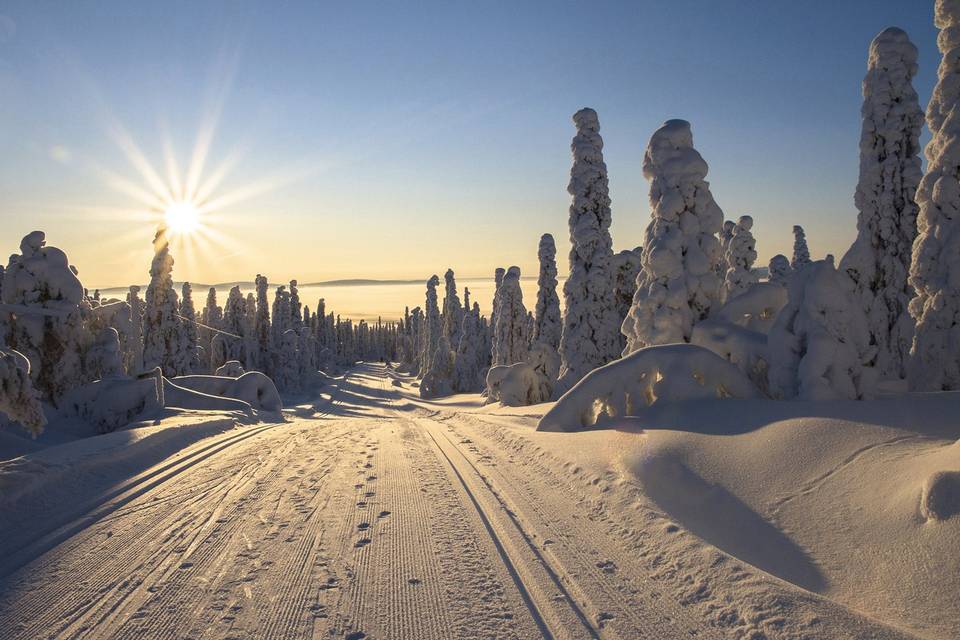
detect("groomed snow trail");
top-left (0, 365), bottom-right (911, 639)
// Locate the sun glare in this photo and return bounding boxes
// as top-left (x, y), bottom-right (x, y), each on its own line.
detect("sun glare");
top-left (164, 201), bottom-right (200, 235)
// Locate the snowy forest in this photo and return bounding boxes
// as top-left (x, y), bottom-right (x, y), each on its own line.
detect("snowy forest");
top-left (1, 3), bottom-right (959, 640)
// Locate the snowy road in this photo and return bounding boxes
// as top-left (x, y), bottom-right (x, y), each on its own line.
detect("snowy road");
top-left (0, 364), bottom-right (912, 639)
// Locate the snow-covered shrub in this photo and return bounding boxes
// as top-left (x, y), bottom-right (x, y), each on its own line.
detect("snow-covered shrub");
top-left (768, 258), bottom-right (877, 400)
top-left (533, 234), bottom-right (562, 351)
top-left (485, 341), bottom-right (560, 407)
top-left (215, 360), bottom-right (245, 377)
top-left (723, 215), bottom-right (758, 302)
top-left (908, 2), bottom-right (960, 390)
top-left (538, 344), bottom-right (759, 432)
top-left (0, 348), bottom-right (46, 435)
top-left (839, 27), bottom-right (923, 380)
top-left (2, 231), bottom-right (87, 403)
top-left (557, 108), bottom-right (621, 392)
top-left (88, 300), bottom-right (140, 375)
top-left (169, 371), bottom-right (282, 412)
top-left (86, 327), bottom-right (125, 380)
top-left (768, 254), bottom-right (792, 285)
top-left (143, 227), bottom-right (190, 377)
top-left (791, 225), bottom-right (811, 271)
top-left (690, 319), bottom-right (770, 395)
top-left (714, 282), bottom-right (788, 334)
top-left (491, 266), bottom-right (528, 366)
top-left (622, 120), bottom-right (725, 353)
top-left (420, 335), bottom-right (454, 398)
top-left (61, 372), bottom-right (163, 434)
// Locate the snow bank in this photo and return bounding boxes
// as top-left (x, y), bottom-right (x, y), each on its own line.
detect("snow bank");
top-left (169, 371), bottom-right (283, 412)
top-left (538, 344), bottom-right (758, 432)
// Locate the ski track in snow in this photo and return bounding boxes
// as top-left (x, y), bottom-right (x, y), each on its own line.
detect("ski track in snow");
top-left (0, 364), bottom-right (915, 639)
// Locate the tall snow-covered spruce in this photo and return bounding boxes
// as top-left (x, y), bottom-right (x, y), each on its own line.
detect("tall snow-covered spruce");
top-left (839, 27), bottom-right (923, 380)
top-left (622, 120), bottom-right (724, 353)
top-left (533, 234), bottom-right (561, 351)
top-left (909, 2), bottom-right (960, 390)
top-left (492, 267), bottom-right (529, 366)
top-left (557, 108), bottom-right (620, 392)
top-left (142, 226), bottom-right (188, 376)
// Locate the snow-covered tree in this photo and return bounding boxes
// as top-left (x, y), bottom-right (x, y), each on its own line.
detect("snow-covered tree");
top-left (768, 255), bottom-right (792, 285)
top-left (243, 292), bottom-right (258, 370)
top-left (557, 108), bottom-right (620, 391)
top-left (791, 225), bottom-right (811, 271)
top-left (142, 227), bottom-right (190, 376)
top-left (533, 234), bottom-right (561, 351)
top-left (768, 257), bottom-right (877, 400)
top-left (908, 4), bottom-right (960, 390)
top-left (492, 266), bottom-right (528, 366)
top-left (421, 335), bottom-right (454, 398)
top-left (180, 283), bottom-right (201, 373)
top-left (255, 274), bottom-right (272, 374)
top-left (289, 280), bottom-right (302, 329)
top-left (622, 120), bottom-right (725, 353)
top-left (838, 28), bottom-right (923, 380)
top-left (200, 287), bottom-right (222, 367)
top-left (2, 231), bottom-right (86, 403)
top-left (420, 275), bottom-right (441, 376)
top-left (453, 304), bottom-right (485, 392)
top-left (441, 268), bottom-right (463, 346)
top-left (611, 247), bottom-right (642, 344)
top-left (0, 348), bottom-right (46, 435)
top-left (723, 215), bottom-right (759, 302)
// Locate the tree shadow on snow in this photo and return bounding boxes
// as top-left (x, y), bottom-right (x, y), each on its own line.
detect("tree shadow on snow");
top-left (635, 454), bottom-right (828, 593)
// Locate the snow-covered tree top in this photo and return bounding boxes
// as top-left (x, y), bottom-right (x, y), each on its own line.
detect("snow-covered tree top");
top-left (642, 119), bottom-right (708, 184)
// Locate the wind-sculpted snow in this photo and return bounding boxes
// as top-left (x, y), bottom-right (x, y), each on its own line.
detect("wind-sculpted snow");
top-left (839, 27), bottom-right (922, 380)
top-left (909, 1), bottom-right (960, 390)
top-left (622, 120), bottom-right (724, 353)
top-left (557, 108), bottom-right (620, 393)
top-left (0, 349), bottom-right (46, 436)
top-left (538, 344), bottom-right (758, 432)
top-left (768, 258), bottom-right (877, 400)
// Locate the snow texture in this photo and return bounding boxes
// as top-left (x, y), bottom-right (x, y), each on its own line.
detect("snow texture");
top-left (539, 344), bottom-right (758, 432)
top-left (908, 2), bottom-right (960, 390)
top-left (622, 120), bottom-right (724, 353)
top-left (839, 27), bottom-right (923, 380)
top-left (768, 258), bottom-right (877, 400)
top-left (557, 108), bottom-right (621, 393)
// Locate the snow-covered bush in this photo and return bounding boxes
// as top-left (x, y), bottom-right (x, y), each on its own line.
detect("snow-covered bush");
top-left (723, 215), bottom-right (758, 302)
top-left (88, 299), bottom-right (140, 375)
top-left (908, 2), bottom-right (960, 390)
top-left (86, 327), bottom-right (125, 380)
top-left (622, 120), bottom-right (724, 353)
top-left (768, 258), bottom-right (877, 400)
top-left (839, 27), bottom-right (923, 380)
top-left (714, 282), bottom-right (788, 334)
top-left (690, 319), bottom-right (770, 395)
top-left (538, 344), bottom-right (758, 432)
top-left (768, 254), bottom-right (792, 285)
top-left (557, 108), bottom-right (620, 393)
top-left (215, 360), bottom-right (245, 377)
top-left (2, 231), bottom-right (87, 403)
top-left (0, 348), bottom-right (46, 435)
top-left (485, 340), bottom-right (560, 407)
top-left (491, 266), bottom-right (528, 366)
top-left (791, 225), bottom-right (811, 271)
top-left (533, 234), bottom-right (562, 351)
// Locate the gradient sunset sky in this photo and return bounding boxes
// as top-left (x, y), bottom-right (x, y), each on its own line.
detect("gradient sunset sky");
top-left (0, 1), bottom-right (937, 288)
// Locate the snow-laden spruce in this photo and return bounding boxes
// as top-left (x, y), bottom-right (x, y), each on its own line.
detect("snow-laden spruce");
top-left (557, 108), bottom-right (621, 392)
top-left (180, 283), bottom-right (201, 373)
top-left (723, 215), bottom-right (759, 302)
top-left (453, 304), bottom-right (485, 392)
top-left (491, 266), bottom-right (528, 366)
top-left (622, 120), bottom-right (725, 353)
top-left (420, 275), bottom-right (441, 376)
top-left (142, 227), bottom-right (192, 377)
top-left (909, 2), bottom-right (960, 390)
top-left (768, 255), bottom-right (792, 285)
top-left (421, 335), bottom-right (454, 398)
top-left (768, 257), bottom-right (877, 400)
top-left (791, 225), bottom-right (811, 271)
top-left (839, 27), bottom-right (923, 380)
top-left (441, 269), bottom-right (463, 347)
top-left (533, 234), bottom-right (561, 351)
top-left (254, 275), bottom-right (271, 374)
top-left (2, 231), bottom-right (86, 403)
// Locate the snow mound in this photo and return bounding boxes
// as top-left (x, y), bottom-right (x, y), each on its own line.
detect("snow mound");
top-left (538, 344), bottom-right (758, 431)
top-left (921, 469), bottom-right (960, 521)
top-left (169, 372), bottom-right (283, 413)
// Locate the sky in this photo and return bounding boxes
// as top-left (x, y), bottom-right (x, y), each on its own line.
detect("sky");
top-left (0, 1), bottom-right (939, 289)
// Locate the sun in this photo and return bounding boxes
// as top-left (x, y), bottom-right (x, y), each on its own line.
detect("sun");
top-left (164, 201), bottom-right (200, 235)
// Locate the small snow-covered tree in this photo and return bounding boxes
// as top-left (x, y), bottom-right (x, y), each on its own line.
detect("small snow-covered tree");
top-left (557, 108), bottom-right (620, 391)
top-left (908, 3), bottom-right (960, 390)
top-left (839, 27), bottom-right (923, 380)
top-left (768, 255), bottom-right (792, 285)
top-left (611, 247), bottom-right (642, 344)
top-left (622, 120), bottom-right (725, 353)
top-left (723, 215), bottom-right (759, 302)
top-left (0, 348), bottom-right (46, 435)
top-left (421, 335), bottom-right (454, 398)
top-left (492, 266), bottom-right (528, 366)
top-left (533, 234), bottom-right (562, 351)
top-left (200, 287), bottom-right (222, 367)
top-left (791, 225), bottom-right (811, 271)
top-left (768, 257), bottom-right (876, 400)
top-left (441, 268), bottom-right (463, 346)
top-left (453, 304), bottom-right (485, 392)
top-left (2, 232), bottom-right (87, 402)
top-left (126, 285), bottom-right (145, 372)
top-left (142, 226), bottom-right (189, 376)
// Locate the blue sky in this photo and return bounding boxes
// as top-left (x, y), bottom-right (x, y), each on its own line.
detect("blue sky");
top-left (0, 1), bottom-right (938, 287)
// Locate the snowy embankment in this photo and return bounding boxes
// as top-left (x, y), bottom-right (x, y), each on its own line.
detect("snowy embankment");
top-left (431, 385), bottom-right (960, 639)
